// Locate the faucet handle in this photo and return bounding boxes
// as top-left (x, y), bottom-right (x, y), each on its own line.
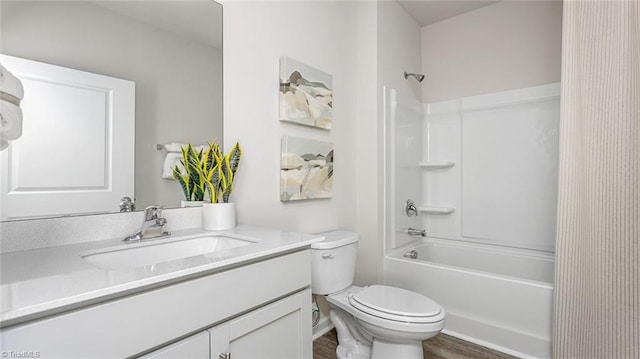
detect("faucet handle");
top-left (405, 199), bottom-right (418, 217)
top-left (144, 205), bottom-right (162, 220)
top-left (119, 196), bottom-right (135, 212)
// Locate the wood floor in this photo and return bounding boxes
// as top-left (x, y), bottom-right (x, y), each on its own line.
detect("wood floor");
top-left (313, 329), bottom-right (517, 359)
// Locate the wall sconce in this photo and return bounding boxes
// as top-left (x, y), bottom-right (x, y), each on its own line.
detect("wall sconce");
top-left (0, 64), bottom-right (25, 151)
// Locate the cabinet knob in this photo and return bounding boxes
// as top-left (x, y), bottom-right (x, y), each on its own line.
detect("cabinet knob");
top-left (219, 353), bottom-right (231, 359)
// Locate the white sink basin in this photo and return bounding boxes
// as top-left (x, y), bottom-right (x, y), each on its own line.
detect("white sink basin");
top-left (81, 234), bottom-right (259, 270)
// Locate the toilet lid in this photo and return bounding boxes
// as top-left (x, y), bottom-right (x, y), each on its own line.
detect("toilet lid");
top-left (349, 285), bottom-right (442, 323)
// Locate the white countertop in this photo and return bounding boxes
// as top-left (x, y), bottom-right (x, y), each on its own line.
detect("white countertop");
top-left (0, 224), bottom-right (323, 327)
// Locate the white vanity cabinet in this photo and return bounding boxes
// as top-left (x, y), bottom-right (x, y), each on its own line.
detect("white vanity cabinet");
top-left (209, 289), bottom-right (311, 359)
top-left (139, 331), bottom-right (210, 359)
top-left (0, 250), bottom-right (312, 359)
top-left (140, 289), bottom-right (311, 359)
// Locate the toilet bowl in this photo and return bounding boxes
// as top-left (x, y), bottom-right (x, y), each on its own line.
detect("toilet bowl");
top-left (327, 285), bottom-right (445, 359)
top-left (312, 231), bottom-right (445, 359)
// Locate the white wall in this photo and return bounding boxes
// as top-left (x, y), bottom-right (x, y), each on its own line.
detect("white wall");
top-left (354, 1), bottom-right (380, 286)
top-left (223, 1), bottom-right (422, 289)
top-left (378, 1), bottom-right (423, 103)
top-left (421, 0), bottom-right (563, 103)
top-left (223, 0), bottom-right (364, 235)
top-left (221, 1), bottom-right (422, 335)
top-left (1, 1), bottom-right (222, 210)
top-left (222, 2), bottom-right (378, 334)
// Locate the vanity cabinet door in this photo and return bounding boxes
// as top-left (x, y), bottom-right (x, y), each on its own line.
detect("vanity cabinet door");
top-left (138, 331), bottom-right (209, 359)
top-left (209, 289), bottom-right (312, 359)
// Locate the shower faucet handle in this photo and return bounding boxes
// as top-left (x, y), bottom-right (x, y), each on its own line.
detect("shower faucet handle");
top-left (405, 199), bottom-right (418, 217)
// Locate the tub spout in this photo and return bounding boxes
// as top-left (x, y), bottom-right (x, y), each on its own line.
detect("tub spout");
top-left (406, 228), bottom-right (426, 237)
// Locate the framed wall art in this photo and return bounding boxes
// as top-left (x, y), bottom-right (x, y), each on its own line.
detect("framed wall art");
top-left (279, 57), bottom-right (333, 130)
top-left (280, 136), bottom-right (334, 201)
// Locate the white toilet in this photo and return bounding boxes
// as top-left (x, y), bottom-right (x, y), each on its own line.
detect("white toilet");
top-left (311, 230), bottom-right (445, 359)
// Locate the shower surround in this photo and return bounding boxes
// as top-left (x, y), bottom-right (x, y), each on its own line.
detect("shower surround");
top-left (383, 84), bottom-right (560, 358)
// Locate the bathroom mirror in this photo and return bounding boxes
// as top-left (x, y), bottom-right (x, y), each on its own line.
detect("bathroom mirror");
top-left (0, 0), bottom-right (223, 221)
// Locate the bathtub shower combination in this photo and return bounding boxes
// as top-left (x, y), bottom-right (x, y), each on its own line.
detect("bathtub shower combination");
top-left (382, 84), bottom-right (560, 358)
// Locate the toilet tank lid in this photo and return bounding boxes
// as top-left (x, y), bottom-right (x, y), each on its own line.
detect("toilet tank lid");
top-left (311, 230), bottom-right (359, 249)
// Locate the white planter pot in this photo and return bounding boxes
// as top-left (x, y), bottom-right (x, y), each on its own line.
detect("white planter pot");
top-left (181, 200), bottom-right (203, 208)
top-left (202, 202), bottom-right (236, 230)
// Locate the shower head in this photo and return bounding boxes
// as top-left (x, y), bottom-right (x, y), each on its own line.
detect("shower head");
top-left (404, 72), bottom-right (425, 82)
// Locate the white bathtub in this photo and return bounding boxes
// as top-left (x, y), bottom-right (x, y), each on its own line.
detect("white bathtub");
top-left (384, 239), bottom-right (554, 358)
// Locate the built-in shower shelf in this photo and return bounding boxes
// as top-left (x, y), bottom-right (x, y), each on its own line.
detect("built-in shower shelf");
top-left (418, 161), bottom-right (455, 169)
top-left (418, 206), bottom-right (456, 214)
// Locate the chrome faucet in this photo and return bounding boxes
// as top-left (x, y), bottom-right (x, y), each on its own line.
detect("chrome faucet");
top-left (123, 205), bottom-right (170, 242)
top-left (405, 199), bottom-right (418, 217)
top-left (119, 196), bottom-right (135, 212)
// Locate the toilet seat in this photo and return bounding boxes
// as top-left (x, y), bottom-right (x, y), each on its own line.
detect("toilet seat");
top-left (327, 285), bottom-right (445, 338)
top-left (349, 285), bottom-right (443, 324)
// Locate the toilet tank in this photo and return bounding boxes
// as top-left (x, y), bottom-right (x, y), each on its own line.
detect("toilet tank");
top-left (311, 230), bottom-right (359, 295)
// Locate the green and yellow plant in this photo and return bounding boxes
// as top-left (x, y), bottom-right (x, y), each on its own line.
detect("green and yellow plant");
top-left (200, 142), bottom-right (242, 204)
top-left (173, 141), bottom-right (242, 204)
top-left (172, 144), bottom-right (207, 202)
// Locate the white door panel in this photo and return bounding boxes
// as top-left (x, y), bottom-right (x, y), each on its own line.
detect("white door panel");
top-left (0, 54), bottom-right (135, 220)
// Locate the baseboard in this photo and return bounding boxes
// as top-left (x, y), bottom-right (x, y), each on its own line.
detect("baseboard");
top-left (312, 316), bottom-right (334, 340)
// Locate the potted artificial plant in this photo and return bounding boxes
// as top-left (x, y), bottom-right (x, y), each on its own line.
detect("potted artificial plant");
top-left (199, 141), bottom-right (242, 230)
top-left (172, 144), bottom-right (207, 207)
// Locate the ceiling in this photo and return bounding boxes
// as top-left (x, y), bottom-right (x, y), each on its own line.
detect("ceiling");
top-left (90, 0), bottom-right (497, 48)
top-left (396, 0), bottom-right (500, 27)
top-left (91, 0), bottom-right (222, 49)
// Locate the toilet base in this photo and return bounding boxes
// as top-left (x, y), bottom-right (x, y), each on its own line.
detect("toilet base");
top-left (336, 345), bottom-right (369, 359)
top-left (371, 338), bottom-right (423, 359)
top-left (330, 306), bottom-right (372, 359)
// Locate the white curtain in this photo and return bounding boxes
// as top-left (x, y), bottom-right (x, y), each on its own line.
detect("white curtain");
top-left (553, 0), bottom-right (640, 358)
